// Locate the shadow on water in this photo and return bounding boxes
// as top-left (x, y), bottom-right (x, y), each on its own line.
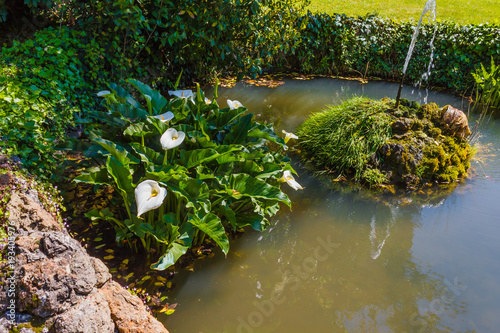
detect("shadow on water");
top-left (160, 78), bottom-right (500, 333)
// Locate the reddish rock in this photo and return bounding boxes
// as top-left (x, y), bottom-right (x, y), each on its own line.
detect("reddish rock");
top-left (7, 192), bottom-right (63, 232)
top-left (53, 291), bottom-right (116, 333)
top-left (100, 281), bottom-right (169, 333)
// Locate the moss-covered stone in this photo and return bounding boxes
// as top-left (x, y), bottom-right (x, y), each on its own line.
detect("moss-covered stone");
top-left (297, 97), bottom-right (473, 190)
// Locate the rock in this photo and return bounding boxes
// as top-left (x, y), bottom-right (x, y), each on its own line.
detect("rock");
top-left (18, 258), bottom-right (85, 317)
top-left (0, 169), bottom-right (169, 333)
top-left (441, 105), bottom-right (472, 139)
top-left (391, 118), bottom-right (413, 134)
top-left (17, 232), bottom-right (97, 317)
top-left (53, 291), bottom-right (116, 333)
top-left (100, 281), bottom-right (169, 333)
top-left (91, 257), bottom-right (112, 288)
top-left (7, 192), bottom-right (63, 233)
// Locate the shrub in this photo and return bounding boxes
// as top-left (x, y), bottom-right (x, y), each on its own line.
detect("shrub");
top-left (0, 26), bottom-right (126, 176)
top-left (75, 79), bottom-right (299, 270)
top-left (275, 13), bottom-right (500, 93)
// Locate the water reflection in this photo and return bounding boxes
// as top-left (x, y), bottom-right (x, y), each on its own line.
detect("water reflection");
top-left (161, 78), bottom-right (500, 333)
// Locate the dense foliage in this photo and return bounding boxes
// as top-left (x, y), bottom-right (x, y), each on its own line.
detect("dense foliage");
top-left (472, 57), bottom-right (500, 110)
top-left (0, 27), bottom-right (117, 175)
top-left (75, 80), bottom-right (297, 269)
top-left (47, 0), bottom-right (309, 85)
top-left (275, 13), bottom-right (500, 93)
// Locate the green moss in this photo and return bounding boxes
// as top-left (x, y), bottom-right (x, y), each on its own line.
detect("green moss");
top-left (362, 168), bottom-right (388, 186)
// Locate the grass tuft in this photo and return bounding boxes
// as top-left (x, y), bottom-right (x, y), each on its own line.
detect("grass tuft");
top-left (296, 97), bottom-right (393, 181)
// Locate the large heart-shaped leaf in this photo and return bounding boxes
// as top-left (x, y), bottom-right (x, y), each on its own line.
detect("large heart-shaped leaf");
top-left (128, 79), bottom-right (168, 114)
top-left (188, 212), bottom-right (229, 255)
top-left (223, 173), bottom-right (291, 207)
top-left (151, 242), bottom-right (189, 270)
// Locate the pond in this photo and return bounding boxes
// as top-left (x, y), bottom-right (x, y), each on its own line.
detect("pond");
top-left (159, 78), bottom-right (500, 333)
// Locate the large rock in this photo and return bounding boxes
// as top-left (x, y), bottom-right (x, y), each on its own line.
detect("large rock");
top-left (441, 105), bottom-right (472, 139)
top-left (52, 291), bottom-right (116, 333)
top-left (100, 281), bottom-right (169, 333)
top-left (7, 191), bottom-right (63, 233)
top-left (0, 166), bottom-right (168, 333)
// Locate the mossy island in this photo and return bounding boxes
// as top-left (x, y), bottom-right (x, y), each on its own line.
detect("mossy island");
top-left (296, 97), bottom-right (473, 190)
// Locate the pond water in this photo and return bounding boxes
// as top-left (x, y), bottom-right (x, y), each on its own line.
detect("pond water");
top-left (160, 78), bottom-right (500, 333)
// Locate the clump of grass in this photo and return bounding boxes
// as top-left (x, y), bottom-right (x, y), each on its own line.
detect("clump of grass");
top-left (296, 97), bottom-right (393, 181)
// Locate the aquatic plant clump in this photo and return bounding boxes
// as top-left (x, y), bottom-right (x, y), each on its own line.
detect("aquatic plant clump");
top-left (296, 97), bottom-right (473, 189)
top-left (296, 97), bottom-right (393, 180)
top-left (75, 79), bottom-right (299, 270)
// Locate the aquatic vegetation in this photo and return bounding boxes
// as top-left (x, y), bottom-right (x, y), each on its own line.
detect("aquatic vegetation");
top-left (297, 97), bottom-right (473, 188)
top-left (75, 79), bottom-right (297, 270)
top-left (296, 97), bottom-right (393, 181)
top-left (472, 57), bottom-right (500, 111)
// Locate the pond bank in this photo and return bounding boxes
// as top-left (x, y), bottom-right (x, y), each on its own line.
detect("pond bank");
top-left (0, 156), bottom-right (168, 333)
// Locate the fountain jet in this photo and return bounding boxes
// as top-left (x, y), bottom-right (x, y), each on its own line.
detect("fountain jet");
top-left (395, 0), bottom-right (437, 108)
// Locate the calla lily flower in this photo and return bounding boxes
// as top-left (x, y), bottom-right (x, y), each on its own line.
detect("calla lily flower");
top-left (205, 97), bottom-right (212, 104)
top-left (227, 99), bottom-right (243, 110)
top-left (160, 128), bottom-right (185, 150)
top-left (153, 111), bottom-right (175, 123)
top-left (282, 130), bottom-right (298, 144)
top-left (279, 170), bottom-right (303, 190)
top-left (135, 180), bottom-right (167, 217)
top-left (168, 90), bottom-right (194, 99)
top-left (97, 90), bottom-right (111, 97)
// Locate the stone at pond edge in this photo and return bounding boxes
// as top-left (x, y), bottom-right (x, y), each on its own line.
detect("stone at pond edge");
top-left (100, 281), bottom-right (169, 333)
top-left (0, 167), bottom-right (169, 333)
top-left (441, 105), bottom-right (472, 139)
top-left (52, 291), bottom-right (115, 333)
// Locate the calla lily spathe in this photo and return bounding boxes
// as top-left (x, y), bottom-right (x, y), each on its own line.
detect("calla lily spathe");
top-left (160, 128), bottom-right (185, 150)
top-left (279, 170), bottom-right (303, 190)
top-left (227, 99), bottom-right (243, 110)
top-left (135, 180), bottom-right (167, 217)
top-left (97, 90), bottom-right (111, 97)
top-left (154, 111), bottom-right (175, 122)
top-left (168, 90), bottom-right (194, 99)
top-left (282, 130), bottom-right (298, 144)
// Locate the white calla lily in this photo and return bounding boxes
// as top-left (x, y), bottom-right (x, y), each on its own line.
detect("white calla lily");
top-left (153, 111), bottom-right (175, 123)
top-left (205, 97), bottom-right (212, 104)
top-left (160, 128), bottom-right (185, 150)
top-left (227, 99), bottom-right (243, 110)
top-left (97, 90), bottom-right (111, 97)
top-left (279, 170), bottom-right (303, 190)
top-left (282, 130), bottom-right (299, 144)
top-left (168, 90), bottom-right (194, 99)
top-left (135, 180), bottom-right (167, 217)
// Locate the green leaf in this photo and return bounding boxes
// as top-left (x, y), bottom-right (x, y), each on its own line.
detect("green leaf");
top-left (106, 156), bottom-right (134, 204)
top-left (124, 122), bottom-right (155, 137)
top-left (127, 79), bottom-right (168, 114)
top-left (167, 178), bottom-right (211, 213)
top-left (151, 242), bottom-right (189, 270)
top-left (248, 123), bottom-right (284, 145)
top-left (94, 138), bottom-right (140, 165)
top-left (188, 212), bottom-right (229, 255)
top-left (109, 83), bottom-right (142, 109)
top-left (223, 113), bottom-right (253, 145)
top-left (74, 166), bottom-right (110, 185)
top-left (223, 173), bottom-right (291, 207)
top-left (130, 142), bottom-right (163, 165)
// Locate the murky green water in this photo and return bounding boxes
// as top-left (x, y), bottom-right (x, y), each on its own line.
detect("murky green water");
top-left (160, 79), bottom-right (500, 333)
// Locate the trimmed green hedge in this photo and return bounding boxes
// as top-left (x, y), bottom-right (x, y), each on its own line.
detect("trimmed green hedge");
top-left (276, 13), bottom-right (500, 93)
